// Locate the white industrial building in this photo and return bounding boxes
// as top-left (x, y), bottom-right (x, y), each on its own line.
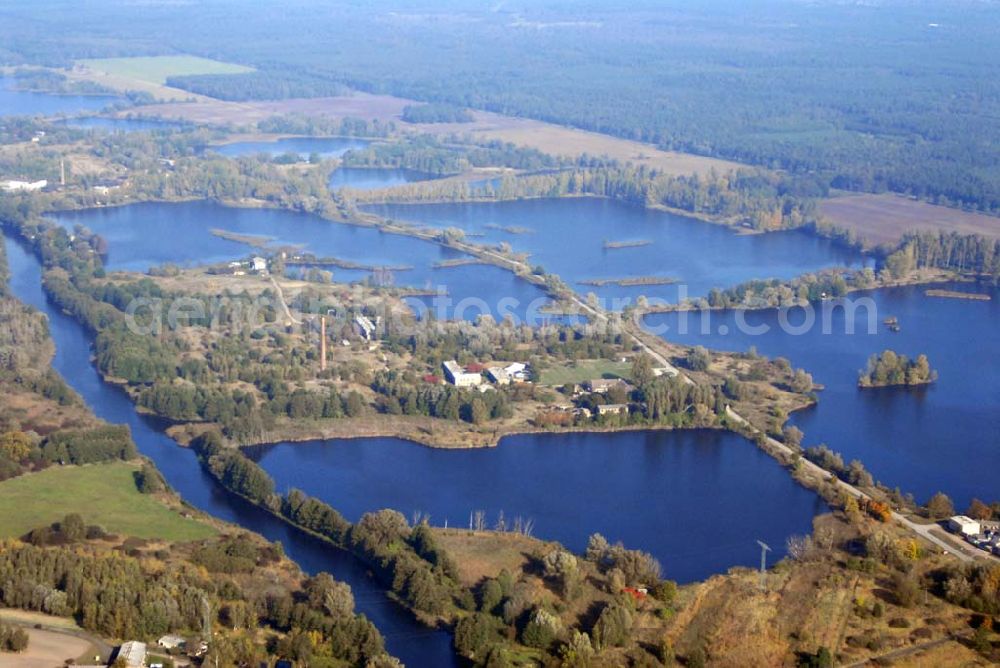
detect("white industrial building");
top-left (116, 640), bottom-right (147, 667)
top-left (947, 515), bottom-right (981, 536)
top-left (442, 360), bottom-right (482, 387)
top-left (485, 366), bottom-right (511, 385)
top-left (354, 314), bottom-right (377, 341)
top-left (1, 179), bottom-right (47, 192)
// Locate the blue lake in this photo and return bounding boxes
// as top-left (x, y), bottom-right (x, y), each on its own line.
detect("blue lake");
top-left (0, 76), bottom-right (120, 117)
top-left (247, 431), bottom-right (824, 585)
top-left (5, 231), bottom-right (828, 661)
top-left (368, 198), bottom-right (871, 305)
top-left (212, 136), bottom-right (372, 159)
top-left (644, 284), bottom-right (1000, 509)
top-left (49, 201), bottom-right (552, 323)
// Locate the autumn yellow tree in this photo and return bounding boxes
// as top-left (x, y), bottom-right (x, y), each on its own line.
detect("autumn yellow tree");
top-left (0, 431), bottom-right (32, 462)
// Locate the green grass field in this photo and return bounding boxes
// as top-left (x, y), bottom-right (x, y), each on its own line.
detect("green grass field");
top-left (539, 359), bottom-right (632, 386)
top-left (78, 55), bottom-right (254, 85)
top-left (0, 462), bottom-right (216, 542)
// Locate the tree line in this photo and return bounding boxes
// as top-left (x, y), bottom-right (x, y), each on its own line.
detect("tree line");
top-left (858, 350), bottom-right (936, 388)
top-left (354, 164), bottom-right (824, 233)
top-left (401, 103), bottom-right (474, 124)
top-left (0, 537), bottom-right (389, 666)
top-left (340, 133), bottom-right (565, 175)
top-left (192, 431), bottom-right (466, 619)
top-left (167, 67), bottom-right (350, 101)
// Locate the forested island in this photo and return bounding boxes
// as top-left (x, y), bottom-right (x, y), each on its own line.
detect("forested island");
top-left (858, 350), bottom-right (937, 388)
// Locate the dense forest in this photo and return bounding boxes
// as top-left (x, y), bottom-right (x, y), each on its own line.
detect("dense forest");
top-left (2, 0), bottom-right (998, 212)
top-left (166, 68), bottom-right (350, 101)
top-left (884, 231), bottom-right (1000, 280)
top-left (0, 535), bottom-right (390, 666)
top-left (356, 164), bottom-right (824, 232)
top-left (341, 134), bottom-right (566, 175)
top-left (400, 104), bottom-right (474, 124)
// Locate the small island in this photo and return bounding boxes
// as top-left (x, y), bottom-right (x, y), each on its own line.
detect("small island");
top-left (858, 349), bottom-right (937, 388)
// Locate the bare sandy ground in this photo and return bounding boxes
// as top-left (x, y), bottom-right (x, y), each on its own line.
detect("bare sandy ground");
top-left (820, 193), bottom-right (1000, 246)
top-left (0, 627), bottom-right (95, 668)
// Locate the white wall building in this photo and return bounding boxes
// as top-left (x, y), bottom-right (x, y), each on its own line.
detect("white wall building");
top-left (947, 515), bottom-right (981, 536)
top-left (1, 179), bottom-right (47, 192)
top-left (443, 360), bottom-right (482, 387)
top-left (486, 367), bottom-right (511, 385)
top-left (354, 314), bottom-right (377, 341)
top-left (117, 640), bottom-right (147, 667)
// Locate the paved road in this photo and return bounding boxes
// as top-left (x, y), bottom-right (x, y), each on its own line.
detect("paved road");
top-left (370, 212), bottom-right (995, 566)
top-left (723, 408), bottom-right (994, 564)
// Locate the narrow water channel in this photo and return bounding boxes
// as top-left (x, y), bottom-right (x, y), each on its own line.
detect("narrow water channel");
top-left (3, 234), bottom-right (458, 668)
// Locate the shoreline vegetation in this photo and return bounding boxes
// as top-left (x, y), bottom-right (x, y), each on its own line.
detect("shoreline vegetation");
top-left (925, 288), bottom-right (992, 301)
top-left (603, 239), bottom-right (652, 249)
top-left (578, 276), bottom-right (679, 288)
top-left (3, 114), bottom-right (1000, 666)
top-left (432, 258), bottom-right (485, 269)
top-left (858, 350), bottom-right (937, 388)
top-left (0, 237), bottom-right (394, 667)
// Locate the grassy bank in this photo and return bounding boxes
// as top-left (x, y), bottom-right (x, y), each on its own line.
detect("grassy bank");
top-left (0, 461), bottom-right (216, 542)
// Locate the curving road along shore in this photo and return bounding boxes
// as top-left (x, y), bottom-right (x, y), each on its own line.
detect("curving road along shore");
top-left (358, 210), bottom-right (993, 567)
top-left (724, 407), bottom-right (998, 565)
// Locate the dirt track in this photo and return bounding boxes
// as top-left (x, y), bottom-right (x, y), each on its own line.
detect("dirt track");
top-left (0, 626), bottom-right (96, 668)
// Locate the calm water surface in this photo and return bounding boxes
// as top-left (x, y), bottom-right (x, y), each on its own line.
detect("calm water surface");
top-left (645, 285), bottom-right (1000, 509)
top-left (50, 201), bottom-right (551, 322)
top-left (2, 235), bottom-right (456, 667)
top-left (0, 77), bottom-right (120, 117)
top-left (248, 431), bottom-right (824, 584)
top-left (370, 198), bottom-right (871, 304)
top-left (213, 136), bottom-right (372, 159)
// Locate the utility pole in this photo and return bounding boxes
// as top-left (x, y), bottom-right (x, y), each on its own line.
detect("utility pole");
top-left (319, 315), bottom-right (327, 372)
top-left (757, 540), bottom-right (771, 592)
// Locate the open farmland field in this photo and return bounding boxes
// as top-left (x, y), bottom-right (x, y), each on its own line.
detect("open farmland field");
top-left (0, 462), bottom-right (216, 542)
top-left (124, 94), bottom-right (742, 176)
top-left (78, 55), bottom-right (254, 85)
top-left (449, 110), bottom-right (744, 176)
top-left (68, 55), bottom-right (254, 102)
top-left (820, 193), bottom-right (1000, 247)
top-left (125, 91), bottom-right (411, 124)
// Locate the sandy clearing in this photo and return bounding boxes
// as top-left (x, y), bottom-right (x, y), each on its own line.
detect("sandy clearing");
top-left (820, 193), bottom-right (1000, 247)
